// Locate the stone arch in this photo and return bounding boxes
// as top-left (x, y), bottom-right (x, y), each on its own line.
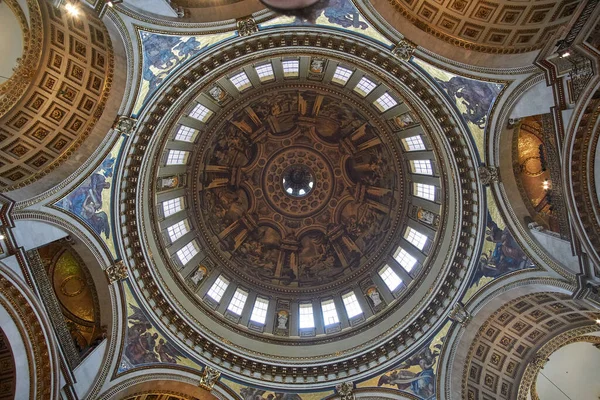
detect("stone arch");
top-left (0, 325), bottom-right (17, 399)
top-left (0, 267), bottom-right (61, 399)
top-left (10, 210), bottom-right (122, 398)
top-left (439, 278), bottom-right (599, 400)
top-left (97, 371), bottom-right (235, 400)
top-left (486, 73), bottom-right (580, 278)
top-left (363, 0), bottom-right (586, 69)
top-left (562, 79), bottom-right (600, 271)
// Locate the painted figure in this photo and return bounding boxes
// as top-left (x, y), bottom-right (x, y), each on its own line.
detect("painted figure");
top-left (124, 304), bottom-right (182, 365)
top-left (59, 156), bottom-right (115, 239)
top-left (378, 343), bottom-right (443, 398)
top-left (436, 76), bottom-right (501, 129)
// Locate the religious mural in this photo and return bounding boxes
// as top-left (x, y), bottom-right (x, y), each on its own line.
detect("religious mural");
top-left (259, 0), bottom-right (392, 46)
top-left (413, 58), bottom-right (534, 302)
top-left (413, 58), bottom-right (503, 160)
top-left (357, 322), bottom-right (450, 400)
top-left (133, 30), bottom-right (236, 115)
top-left (119, 283), bottom-right (201, 372)
top-left (55, 135), bottom-right (125, 258)
top-left (197, 90), bottom-right (402, 288)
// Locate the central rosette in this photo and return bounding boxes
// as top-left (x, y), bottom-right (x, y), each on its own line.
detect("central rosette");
top-left (196, 88), bottom-right (402, 288)
top-left (263, 145), bottom-right (335, 218)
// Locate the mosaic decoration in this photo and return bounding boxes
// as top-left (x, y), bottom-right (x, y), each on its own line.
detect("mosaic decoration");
top-left (118, 282), bottom-right (201, 372)
top-left (413, 59), bottom-right (503, 160)
top-left (133, 30), bottom-right (236, 115)
top-left (463, 190), bottom-right (535, 302)
top-left (55, 135), bottom-right (126, 258)
top-left (358, 321), bottom-right (451, 400)
top-left (259, 0), bottom-right (392, 46)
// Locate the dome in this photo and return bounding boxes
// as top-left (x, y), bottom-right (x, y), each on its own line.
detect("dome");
top-left (121, 32), bottom-right (482, 389)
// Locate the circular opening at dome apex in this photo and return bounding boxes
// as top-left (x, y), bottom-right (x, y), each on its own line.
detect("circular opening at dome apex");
top-left (282, 164), bottom-right (315, 197)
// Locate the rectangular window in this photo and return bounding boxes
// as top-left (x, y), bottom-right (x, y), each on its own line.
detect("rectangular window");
top-left (374, 92), bottom-right (398, 112)
top-left (299, 303), bottom-right (315, 329)
top-left (342, 292), bottom-right (363, 318)
top-left (332, 66), bottom-right (353, 85)
top-left (177, 240), bottom-right (199, 265)
top-left (229, 71), bottom-right (252, 91)
top-left (394, 247), bottom-right (417, 272)
top-left (255, 63), bottom-right (274, 81)
top-left (207, 275), bottom-right (230, 302)
top-left (227, 288), bottom-right (248, 315)
top-left (354, 76), bottom-right (377, 96)
top-left (167, 220), bottom-right (189, 242)
top-left (410, 159), bottom-right (433, 175)
top-left (174, 125), bottom-right (198, 142)
top-left (166, 150), bottom-right (189, 165)
top-left (250, 297), bottom-right (269, 324)
top-left (162, 197), bottom-right (183, 217)
top-left (189, 103), bottom-right (213, 122)
top-left (379, 265), bottom-right (402, 291)
top-left (321, 299), bottom-right (340, 326)
top-left (403, 135), bottom-right (426, 151)
top-left (282, 60), bottom-right (299, 77)
top-left (414, 183), bottom-right (435, 201)
top-left (405, 227), bottom-right (428, 250)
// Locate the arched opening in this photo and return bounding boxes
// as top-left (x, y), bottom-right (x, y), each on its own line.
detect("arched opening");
top-left (100, 379), bottom-right (224, 400)
top-left (535, 339), bottom-right (600, 399)
top-left (0, 326), bottom-right (16, 400)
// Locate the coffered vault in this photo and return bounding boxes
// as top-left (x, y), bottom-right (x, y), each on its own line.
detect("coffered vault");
top-left (0, 0), bottom-right (599, 399)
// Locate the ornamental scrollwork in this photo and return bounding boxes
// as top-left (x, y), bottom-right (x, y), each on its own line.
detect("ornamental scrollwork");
top-left (106, 260), bottom-right (128, 284)
top-left (336, 381), bottom-right (355, 400)
top-left (199, 366), bottom-right (221, 390)
top-left (237, 16), bottom-right (258, 37)
top-left (392, 38), bottom-right (417, 61)
top-left (478, 166), bottom-right (499, 186)
top-left (449, 302), bottom-right (472, 326)
top-left (113, 116), bottom-right (137, 136)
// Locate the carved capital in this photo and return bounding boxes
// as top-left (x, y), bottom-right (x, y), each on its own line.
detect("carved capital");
top-left (237, 16), bottom-right (258, 37)
top-left (449, 302), bottom-right (472, 326)
top-left (199, 366), bottom-right (221, 390)
top-left (113, 116), bottom-right (137, 135)
top-left (336, 381), bottom-right (355, 400)
top-left (392, 38), bottom-right (417, 61)
top-left (478, 165), bottom-right (499, 186)
top-left (106, 260), bottom-right (128, 284)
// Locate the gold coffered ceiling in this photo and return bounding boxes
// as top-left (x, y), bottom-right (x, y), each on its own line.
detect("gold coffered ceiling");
top-left (387, 0), bottom-right (582, 53)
